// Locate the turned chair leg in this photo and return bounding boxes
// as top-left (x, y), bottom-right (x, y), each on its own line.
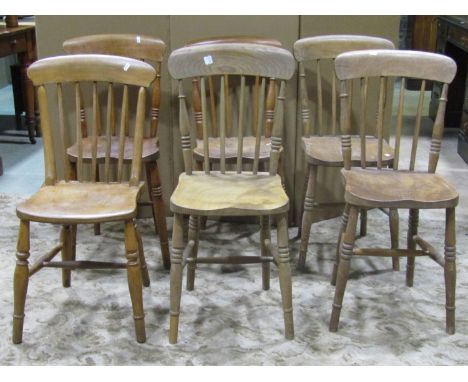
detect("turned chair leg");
top-left (145, 161), bottom-right (171, 270)
top-left (445, 207), bottom-right (456, 334)
top-left (298, 164), bottom-right (317, 269)
top-left (331, 204), bottom-right (350, 286)
top-left (297, 164), bottom-right (309, 239)
top-left (260, 215), bottom-right (271, 290)
top-left (169, 213), bottom-right (185, 344)
top-left (329, 206), bottom-right (359, 332)
top-left (135, 224), bottom-right (150, 287)
top-left (60, 225), bottom-right (73, 287)
top-left (186, 215), bottom-right (200, 291)
top-left (406, 208), bottom-right (419, 287)
top-left (389, 208), bottom-right (400, 271)
top-left (94, 166), bottom-right (101, 235)
top-left (13, 220), bottom-right (30, 344)
top-left (359, 208), bottom-right (367, 236)
top-left (276, 213), bottom-right (294, 340)
top-left (124, 220), bottom-right (146, 343)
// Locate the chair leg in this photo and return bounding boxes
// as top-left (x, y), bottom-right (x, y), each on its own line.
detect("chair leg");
top-left (71, 224), bottom-right (77, 261)
top-left (406, 209), bottom-right (419, 287)
top-left (135, 224), bottom-right (150, 287)
top-left (331, 204), bottom-right (350, 286)
top-left (297, 165), bottom-right (309, 239)
top-left (276, 213), bottom-right (294, 340)
top-left (260, 215), bottom-right (271, 290)
top-left (359, 208), bottom-right (367, 236)
top-left (13, 220), bottom-right (30, 344)
top-left (169, 213), bottom-right (185, 344)
top-left (298, 164), bottom-right (317, 269)
top-left (445, 207), bottom-right (456, 334)
top-left (145, 161), bottom-right (171, 270)
top-left (186, 215), bottom-right (200, 291)
top-left (94, 166), bottom-right (101, 235)
top-left (329, 206), bottom-right (359, 332)
top-left (124, 220), bottom-right (146, 343)
top-left (60, 225), bottom-right (73, 287)
top-left (389, 208), bottom-right (400, 271)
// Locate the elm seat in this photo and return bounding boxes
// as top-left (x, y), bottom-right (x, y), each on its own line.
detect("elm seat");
top-left (170, 172), bottom-right (289, 216)
top-left (16, 181), bottom-right (144, 224)
top-left (194, 136), bottom-right (283, 162)
top-left (67, 136), bottom-right (159, 162)
top-left (302, 136), bottom-right (394, 166)
top-left (342, 168), bottom-right (459, 209)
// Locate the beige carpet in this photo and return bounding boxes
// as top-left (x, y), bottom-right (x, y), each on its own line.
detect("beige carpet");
top-left (1, 193), bottom-right (468, 365)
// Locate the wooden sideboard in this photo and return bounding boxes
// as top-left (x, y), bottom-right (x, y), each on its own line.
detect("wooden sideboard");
top-left (0, 22), bottom-right (38, 144)
top-left (430, 16), bottom-right (468, 163)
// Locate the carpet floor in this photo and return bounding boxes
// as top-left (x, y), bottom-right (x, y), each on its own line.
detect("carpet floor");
top-left (1, 193), bottom-right (468, 365)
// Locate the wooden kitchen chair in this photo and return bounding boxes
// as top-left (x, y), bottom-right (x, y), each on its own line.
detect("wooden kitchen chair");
top-left (186, 36), bottom-right (284, 228)
top-left (13, 54), bottom-right (156, 344)
top-left (294, 35), bottom-right (400, 276)
top-left (329, 49), bottom-right (458, 334)
top-left (167, 42), bottom-right (295, 343)
top-left (62, 34), bottom-right (170, 269)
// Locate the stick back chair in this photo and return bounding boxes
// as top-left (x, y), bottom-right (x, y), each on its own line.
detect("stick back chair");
top-left (186, 36), bottom-right (284, 228)
top-left (62, 34), bottom-right (170, 269)
top-left (329, 49), bottom-right (458, 334)
top-left (293, 35), bottom-right (400, 275)
top-left (167, 42), bottom-right (295, 343)
top-left (13, 54), bottom-right (156, 344)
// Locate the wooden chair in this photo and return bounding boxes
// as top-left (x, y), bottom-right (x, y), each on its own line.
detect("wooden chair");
top-left (13, 54), bottom-right (156, 344)
top-left (167, 42), bottom-right (295, 343)
top-left (62, 34), bottom-right (170, 269)
top-left (294, 35), bottom-right (400, 276)
top-left (185, 36), bottom-right (284, 228)
top-left (329, 49), bottom-right (458, 334)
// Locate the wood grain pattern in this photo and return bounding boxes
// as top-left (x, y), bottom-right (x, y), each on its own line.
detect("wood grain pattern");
top-left (170, 172), bottom-right (288, 216)
top-left (168, 43), bottom-right (295, 80)
top-left (294, 35), bottom-right (395, 61)
top-left (335, 49), bottom-right (457, 83)
top-left (27, 54), bottom-right (156, 87)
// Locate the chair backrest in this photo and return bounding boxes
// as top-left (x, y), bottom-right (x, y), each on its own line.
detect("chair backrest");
top-left (168, 42), bottom-right (295, 175)
top-left (335, 49), bottom-right (457, 173)
top-left (62, 34), bottom-right (166, 138)
top-left (28, 54), bottom-right (156, 185)
top-left (185, 36), bottom-right (283, 139)
top-left (293, 35), bottom-right (395, 137)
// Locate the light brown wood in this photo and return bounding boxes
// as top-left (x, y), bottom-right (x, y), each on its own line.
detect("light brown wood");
top-left (335, 49), bottom-right (457, 83)
top-left (28, 54), bottom-right (156, 87)
top-left (341, 168), bottom-right (458, 209)
top-left (294, 35), bottom-right (397, 269)
top-left (294, 35), bottom-right (395, 61)
top-left (302, 136), bottom-right (394, 166)
top-left (170, 172), bottom-right (288, 216)
top-left (63, 34), bottom-right (166, 62)
top-left (12, 54), bottom-right (154, 343)
top-left (167, 43), bottom-right (294, 342)
top-left (168, 43), bottom-right (295, 80)
top-left (62, 34), bottom-right (169, 268)
top-left (329, 49), bottom-right (459, 334)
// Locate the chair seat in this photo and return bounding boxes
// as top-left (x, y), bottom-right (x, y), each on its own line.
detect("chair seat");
top-left (302, 135), bottom-right (394, 166)
top-left (16, 181), bottom-right (144, 224)
top-left (67, 136), bottom-right (159, 162)
top-left (170, 171), bottom-right (289, 216)
top-left (194, 136), bottom-right (278, 162)
top-left (342, 168), bottom-right (459, 209)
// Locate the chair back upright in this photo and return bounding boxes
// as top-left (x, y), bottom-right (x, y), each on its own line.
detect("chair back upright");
top-left (335, 49), bottom-right (457, 172)
top-left (186, 36), bottom-right (282, 139)
top-left (168, 42), bottom-right (295, 175)
top-left (27, 54), bottom-right (156, 185)
top-left (294, 35), bottom-right (395, 138)
top-left (63, 34), bottom-right (166, 138)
